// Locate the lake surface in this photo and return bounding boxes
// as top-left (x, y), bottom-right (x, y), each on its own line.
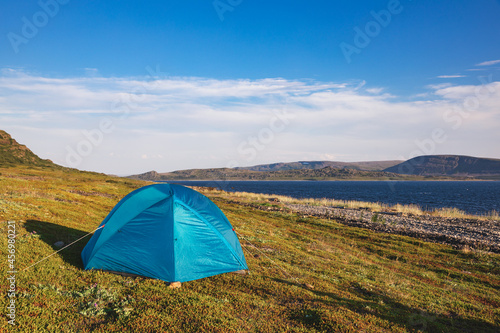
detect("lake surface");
top-left (164, 180), bottom-right (500, 215)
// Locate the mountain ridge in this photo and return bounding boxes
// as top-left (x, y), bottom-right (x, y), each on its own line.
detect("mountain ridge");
top-left (385, 155), bottom-right (500, 178)
top-left (129, 166), bottom-right (427, 181)
top-left (130, 155), bottom-right (500, 181)
top-left (237, 160), bottom-right (403, 172)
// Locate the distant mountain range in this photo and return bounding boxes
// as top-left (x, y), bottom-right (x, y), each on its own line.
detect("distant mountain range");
top-left (129, 155), bottom-right (500, 181)
top-left (1, 129), bottom-right (499, 180)
top-left (130, 167), bottom-right (425, 181)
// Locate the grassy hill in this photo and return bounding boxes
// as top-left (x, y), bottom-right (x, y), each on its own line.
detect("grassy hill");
top-left (0, 130), bottom-right (60, 169)
top-left (1, 166), bottom-right (499, 332)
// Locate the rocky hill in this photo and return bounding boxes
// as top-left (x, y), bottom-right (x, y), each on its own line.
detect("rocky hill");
top-left (0, 130), bottom-right (60, 168)
top-left (237, 160), bottom-right (402, 172)
top-left (384, 155), bottom-right (500, 178)
top-left (132, 170), bottom-right (160, 180)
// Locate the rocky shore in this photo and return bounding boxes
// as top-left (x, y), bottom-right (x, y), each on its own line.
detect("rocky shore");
top-left (229, 197), bottom-right (500, 253)
top-left (284, 203), bottom-right (500, 253)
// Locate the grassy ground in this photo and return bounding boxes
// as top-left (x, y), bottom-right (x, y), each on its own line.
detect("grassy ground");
top-left (0, 166), bottom-right (499, 332)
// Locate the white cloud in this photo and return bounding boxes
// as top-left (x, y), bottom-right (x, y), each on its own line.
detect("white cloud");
top-left (1, 68), bottom-right (499, 175)
top-left (433, 82), bottom-right (500, 101)
top-left (366, 87), bottom-right (384, 94)
top-left (436, 75), bottom-right (466, 79)
top-left (426, 83), bottom-right (453, 90)
top-left (476, 59), bottom-right (500, 66)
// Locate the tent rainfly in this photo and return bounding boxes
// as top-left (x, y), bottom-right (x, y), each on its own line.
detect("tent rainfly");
top-left (81, 184), bottom-right (248, 282)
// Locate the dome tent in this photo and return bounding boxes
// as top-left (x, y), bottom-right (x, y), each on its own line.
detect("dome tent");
top-left (81, 184), bottom-right (248, 283)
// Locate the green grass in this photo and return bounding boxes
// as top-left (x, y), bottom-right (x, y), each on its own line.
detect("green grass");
top-left (1, 166), bottom-right (499, 332)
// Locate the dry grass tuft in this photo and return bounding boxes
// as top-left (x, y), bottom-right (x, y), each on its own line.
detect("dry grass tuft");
top-left (431, 207), bottom-right (468, 219)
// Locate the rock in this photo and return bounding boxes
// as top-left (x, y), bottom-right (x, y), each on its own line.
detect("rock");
top-left (231, 270), bottom-right (248, 275)
top-left (303, 283), bottom-right (315, 290)
top-left (53, 241), bottom-right (65, 248)
top-left (168, 282), bottom-right (181, 289)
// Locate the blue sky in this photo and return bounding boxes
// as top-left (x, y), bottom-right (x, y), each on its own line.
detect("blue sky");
top-left (1, 0), bottom-right (500, 174)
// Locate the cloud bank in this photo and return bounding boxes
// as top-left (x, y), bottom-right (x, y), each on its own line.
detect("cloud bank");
top-left (0, 69), bottom-right (499, 175)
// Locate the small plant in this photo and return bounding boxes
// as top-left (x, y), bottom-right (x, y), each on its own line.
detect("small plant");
top-left (75, 284), bottom-right (134, 319)
top-left (371, 213), bottom-right (379, 223)
top-left (29, 283), bottom-right (135, 319)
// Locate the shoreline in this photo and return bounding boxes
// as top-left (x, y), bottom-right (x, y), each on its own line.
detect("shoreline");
top-left (199, 188), bottom-right (500, 254)
top-left (282, 203), bottom-right (500, 253)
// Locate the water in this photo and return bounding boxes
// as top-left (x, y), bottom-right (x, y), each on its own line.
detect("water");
top-left (164, 180), bottom-right (500, 215)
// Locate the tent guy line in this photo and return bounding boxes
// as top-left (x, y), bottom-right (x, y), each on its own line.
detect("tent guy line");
top-left (17, 212), bottom-right (304, 288)
top-left (21, 224), bottom-right (105, 272)
top-left (18, 222), bottom-right (303, 287)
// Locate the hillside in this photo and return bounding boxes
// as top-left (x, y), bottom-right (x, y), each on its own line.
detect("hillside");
top-left (0, 130), bottom-right (60, 168)
top-left (129, 166), bottom-right (431, 181)
top-left (385, 155), bottom-right (500, 178)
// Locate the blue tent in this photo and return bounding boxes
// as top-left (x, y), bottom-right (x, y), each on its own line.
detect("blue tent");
top-left (81, 184), bottom-right (248, 282)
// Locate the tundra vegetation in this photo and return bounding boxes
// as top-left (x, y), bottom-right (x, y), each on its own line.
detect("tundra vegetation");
top-left (0, 166), bottom-right (499, 332)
